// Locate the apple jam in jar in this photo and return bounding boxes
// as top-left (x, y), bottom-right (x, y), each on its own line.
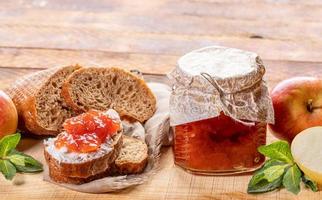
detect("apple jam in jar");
top-left (168, 46), bottom-right (274, 175)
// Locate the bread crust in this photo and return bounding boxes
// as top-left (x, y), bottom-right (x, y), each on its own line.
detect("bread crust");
top-left (47, 166), bottom-right (112, 184)
top-left (114, 158), bottom-right (148, 174)
top-left (45, 132), bottom-right (123, 183)
top-left (61, 68), bottom-right (88, 113)
top-left (6, 65), bottom-right (81, 135)
top-left (61, 67), bottom-right (156, 122)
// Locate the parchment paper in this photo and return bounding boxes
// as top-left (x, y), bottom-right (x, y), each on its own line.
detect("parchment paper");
top-left (43, 82), bottom-right (172, 193)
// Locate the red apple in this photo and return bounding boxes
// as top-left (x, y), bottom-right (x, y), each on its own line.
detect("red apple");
top-left (0, 90), bottom-right (18, 138)
top-left (269, 77), bottom-right (322, 142)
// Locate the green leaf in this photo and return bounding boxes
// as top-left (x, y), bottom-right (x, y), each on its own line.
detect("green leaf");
top-left (248, 159), bottom-right (288, 192)
top-left (263, 159), bottom-right (285, 168)
top-left (0, 133), bottom-right (21, 157)
top-left (7, 154), bottom-right (25, 166)
top-left (248, 160), bottom-right (276, 186)
top-left (15, 164), bottom-right (43, 173)
top-left (258, 141), bottom-right (294, 164)
top-left (249, 159), bottom-right (283, 185)
top-left (8, 149), bottom-right (43, 172)
top-left (248, 173), bottom-right (283, 194)
top-left (302, 175), bottom-right (318, 192)
top-left (0, 160), bottom-right (16, 180)
top-left (283, 164), bottom-right (302, 195)
top-left (263, 164), bottom-right (289, 182)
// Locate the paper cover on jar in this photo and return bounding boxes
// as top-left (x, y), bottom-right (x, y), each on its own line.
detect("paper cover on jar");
top-left (168, 46), bottom-right (274, 126)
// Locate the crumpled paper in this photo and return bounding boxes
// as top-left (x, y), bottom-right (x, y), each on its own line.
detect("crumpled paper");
top-left (43, 82), bottom-right (172, 193)
top-left (168, 46), bottom-right (274, 126)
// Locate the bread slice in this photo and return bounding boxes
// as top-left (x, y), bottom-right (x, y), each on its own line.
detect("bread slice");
top-left (44, 132), bottom-right (123, 184)
top-left (61, 67), bottom-right (156, 123)
top-left (114, 135), bottom-right (148, 174)
top-left (6, 65), bottom-right (81, 135)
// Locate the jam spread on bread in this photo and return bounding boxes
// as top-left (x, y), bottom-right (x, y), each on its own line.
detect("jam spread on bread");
top-left (55, 110), bottom-right (120, 153)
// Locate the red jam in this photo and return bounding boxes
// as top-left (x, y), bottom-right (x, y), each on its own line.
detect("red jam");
top-left (55, 110), bottom-right (120, 153)
top-left (174, 112), bottom-right (266, 173)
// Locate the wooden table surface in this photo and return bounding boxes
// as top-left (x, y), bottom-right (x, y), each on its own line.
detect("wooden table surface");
top-left (1, 0), bottom-right (322, 199)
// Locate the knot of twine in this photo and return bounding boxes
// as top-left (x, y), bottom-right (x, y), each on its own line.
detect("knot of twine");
top-left (200, 72), bottom-right (260, 126)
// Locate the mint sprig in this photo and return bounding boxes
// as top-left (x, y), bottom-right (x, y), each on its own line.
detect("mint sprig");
top-left (0, 133), bottom-right (43, 180)
top-left (247, 141), bottom-right (318, 195)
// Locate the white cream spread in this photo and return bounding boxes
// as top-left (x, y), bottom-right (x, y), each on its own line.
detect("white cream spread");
top-left (44, 135), bottom-right (113, 163)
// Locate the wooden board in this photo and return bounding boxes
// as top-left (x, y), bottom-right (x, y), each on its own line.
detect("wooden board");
top-left (1, 0), bottom-right (322, 199)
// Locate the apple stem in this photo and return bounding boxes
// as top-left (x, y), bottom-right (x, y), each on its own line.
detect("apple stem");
top-left (307, 99), bottom-right (322, 112)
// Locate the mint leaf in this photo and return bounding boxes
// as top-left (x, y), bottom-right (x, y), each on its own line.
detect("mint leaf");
top-left (249, 159), bottom-right (284, 185)
top-left (7, 154), bottom-right (25, 166)
top-left (248, 170), bottom-right (265, 186)
top-left (0, 133), bottom-right (21, 157)
top-left (263, 159), bottom-right (285, 168)
top-left (283, 164), bottom-right (302, 195)
top-left (258, 141), bottom-right (293, 164)
top-left (0, 160), bottom-right (16, 180)
top-left (263, 164), bottom-right (289, 182)
top-left (8, 149), bottom-right (43, 172)
top-left (248, 160), bottom-right (274, 186)
top-left (302, 175), bottom-right (318, 192)
top-left (247, 175), bottom-right (283, 193)
top-left (15, 164), bottom-right (43, 173)
top-left (248, 159), bottom-right (288, 192)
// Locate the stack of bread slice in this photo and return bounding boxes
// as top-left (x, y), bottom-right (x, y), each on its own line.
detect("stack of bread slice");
top-left (7, 66), bottom-right (155, 184)
top-left (7, 65), bottom-right (156, 135)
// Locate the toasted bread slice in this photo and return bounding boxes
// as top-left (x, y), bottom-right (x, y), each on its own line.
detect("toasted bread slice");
top-left (61, 67), bottom-right (156, 123)
top-left (44, 132), bottom-right (123, 184)
top-left (6, 65), bottom-right (81, 135)
top-left (114, 135), bottom-right (148, 174)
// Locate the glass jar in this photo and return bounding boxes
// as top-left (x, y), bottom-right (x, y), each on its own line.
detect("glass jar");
top-left (168, 46), bottom-right (274, 175)
top-left (174, 113), bottom-right (267, 174)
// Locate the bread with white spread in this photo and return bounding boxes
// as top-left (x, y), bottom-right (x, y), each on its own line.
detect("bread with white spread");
top-left (44, 132), bottom-right (123, 184)
top-left (44, 109), bottom-right (123, 184)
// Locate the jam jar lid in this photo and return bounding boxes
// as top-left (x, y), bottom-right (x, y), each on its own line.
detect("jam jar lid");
top-left (168, 46), bottom-right (274, 126)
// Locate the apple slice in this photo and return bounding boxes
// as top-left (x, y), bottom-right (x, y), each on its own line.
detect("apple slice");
top-left (291, 126), bottom-right (322, 185)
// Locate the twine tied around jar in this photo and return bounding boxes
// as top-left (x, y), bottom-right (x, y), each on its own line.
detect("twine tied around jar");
top-left (130, 69), bottom-right (143, 78)
top-left (200, 72), bottom-right (258, 126)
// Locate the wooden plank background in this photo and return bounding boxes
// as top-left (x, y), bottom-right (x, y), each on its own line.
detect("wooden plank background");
top-left (0, 0), bottom-right (321, 199)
